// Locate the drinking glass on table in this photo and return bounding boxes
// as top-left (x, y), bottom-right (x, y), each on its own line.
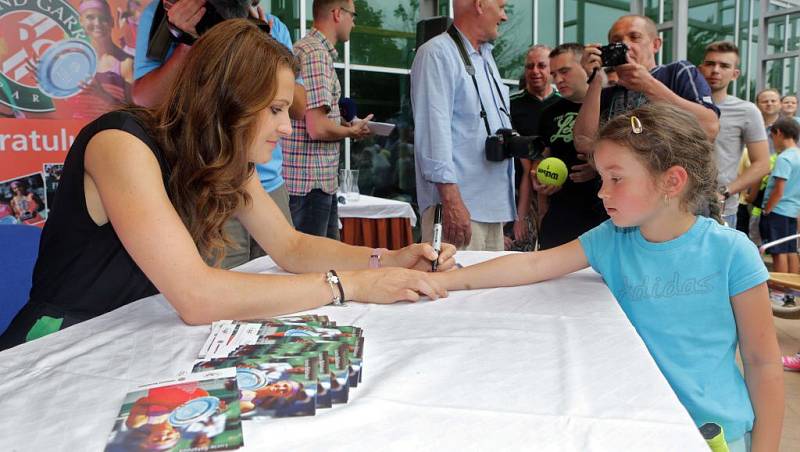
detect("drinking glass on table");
top-left (346, 170), bottom-right (360, 202)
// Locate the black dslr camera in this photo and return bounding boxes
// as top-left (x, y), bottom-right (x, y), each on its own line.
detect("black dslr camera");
top-left (148, 0), bottom-right (263, 61)
top-left (485, 129), bottom-right (545, 162)
top-left (599, 42), bottom-right (628, 67)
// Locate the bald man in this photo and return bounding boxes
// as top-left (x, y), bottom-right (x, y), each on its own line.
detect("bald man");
top-left (573, 14), bottom-right (720, 155)
top-left (411, 0), bottom-right (514, 251)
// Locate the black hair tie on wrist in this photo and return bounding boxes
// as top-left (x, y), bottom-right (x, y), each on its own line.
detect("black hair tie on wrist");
top-left (329, 269), bottom-right (346, 302)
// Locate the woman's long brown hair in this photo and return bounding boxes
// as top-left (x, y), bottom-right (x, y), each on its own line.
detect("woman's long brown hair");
top-left (130, 19), bottom-right (297, 264)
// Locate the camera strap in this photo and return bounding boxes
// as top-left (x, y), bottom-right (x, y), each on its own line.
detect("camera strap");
top-left (446, 25), bottom-right (492, 136)
top-left (146, 1), bottom-right (173, 62)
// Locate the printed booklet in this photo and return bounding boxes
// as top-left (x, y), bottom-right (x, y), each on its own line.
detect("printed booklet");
top-left (105, 368), bottom-right (243, 452)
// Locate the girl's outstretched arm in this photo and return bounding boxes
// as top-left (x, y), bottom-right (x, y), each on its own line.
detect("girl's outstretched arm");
top-left (732, 283), bottom-right (784, 451)
top-left (434, 239), bottom-right (590, 291)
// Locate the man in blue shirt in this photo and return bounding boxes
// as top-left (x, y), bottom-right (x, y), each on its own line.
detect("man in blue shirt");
top-left (573, 15), bottom-right (720, 155)
top-left (133, 0), bottom-right (305, 267)
top-left (411, 0), bottom-right (515, 251)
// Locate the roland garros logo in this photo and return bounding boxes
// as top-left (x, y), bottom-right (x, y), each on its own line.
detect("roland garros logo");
top-left (0, 0), bottom-right (87, 112)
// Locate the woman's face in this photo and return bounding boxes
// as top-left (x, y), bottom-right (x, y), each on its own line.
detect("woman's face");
top-left (261, 380), bottom-right (299, 398)
top-left (80, 8), bottom-right (112, 40)
top-left (248, 67), bottom-right (295, 164)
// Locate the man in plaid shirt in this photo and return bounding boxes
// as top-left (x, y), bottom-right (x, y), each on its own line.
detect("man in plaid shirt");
top-left (283, 0), bottom-right (372, 239)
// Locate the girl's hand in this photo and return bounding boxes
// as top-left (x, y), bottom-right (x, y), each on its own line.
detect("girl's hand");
top-left (386, 242), bottom-right (457, 272)
top-left (340, 268), bottom-right (448, 303)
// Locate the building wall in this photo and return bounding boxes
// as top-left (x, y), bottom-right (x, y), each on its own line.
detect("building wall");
top-left (266, 0), bottom-right (800, 208)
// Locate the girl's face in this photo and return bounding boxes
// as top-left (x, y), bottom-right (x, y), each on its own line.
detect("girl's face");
top-left (80, 8), bottom-right (112, 39)
top-left (782, 96), bottom-right (798, 116)
top-left (594, 140), bottom-right (664, 228)
top-left (248, 67), bottom-right (295, 164)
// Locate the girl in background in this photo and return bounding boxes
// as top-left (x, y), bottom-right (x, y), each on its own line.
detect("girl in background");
top-left (433, 103), bottom-right (783, 451)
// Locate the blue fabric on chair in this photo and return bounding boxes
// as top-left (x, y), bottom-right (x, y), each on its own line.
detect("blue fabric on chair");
top-left (0, 224), bottom-right (41, 334)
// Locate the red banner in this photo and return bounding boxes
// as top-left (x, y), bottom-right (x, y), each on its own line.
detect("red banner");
top-left (0, 0), bottom-right (141, 225)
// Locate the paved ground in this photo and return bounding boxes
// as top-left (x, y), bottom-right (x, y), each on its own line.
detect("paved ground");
top-left (776, 316), bottom-right (800, 451)
top-left (757, 254), bottom-right (799, 451)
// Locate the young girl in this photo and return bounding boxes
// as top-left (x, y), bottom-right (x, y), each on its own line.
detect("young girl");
top-left (434, 103), bottom-right (783, 451)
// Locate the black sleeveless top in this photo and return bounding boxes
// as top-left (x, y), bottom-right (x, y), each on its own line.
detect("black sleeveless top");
top-left (1, 111), bottom-right (171, 349)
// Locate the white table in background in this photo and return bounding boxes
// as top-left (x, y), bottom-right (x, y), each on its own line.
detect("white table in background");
top-left (338, 195), bottom-right (417, 249)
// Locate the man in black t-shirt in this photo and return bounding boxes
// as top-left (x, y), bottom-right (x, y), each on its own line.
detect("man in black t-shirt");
top-left (535, 43), bottom-right (608, 249)
top-left (507, 44), bottom-right (559, 250)
top-left (510, 45), bottom-right (559, 137)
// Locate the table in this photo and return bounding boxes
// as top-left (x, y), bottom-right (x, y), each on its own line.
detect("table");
top-left (338, 195), bottom-right (417, 249)
top-left (0, 252), bottom-right (707, 451)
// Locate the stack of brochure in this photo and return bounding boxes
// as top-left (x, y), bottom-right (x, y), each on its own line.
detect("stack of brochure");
top-left (104, 368), bottom-right (244, 451)
top-left (104, 315), bottom-right (364, 451)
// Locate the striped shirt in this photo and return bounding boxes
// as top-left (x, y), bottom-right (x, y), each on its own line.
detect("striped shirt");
top-left (283, 28), bottom-right (342, 196)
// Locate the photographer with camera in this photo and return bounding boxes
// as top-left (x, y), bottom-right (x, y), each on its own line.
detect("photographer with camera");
top-left (412, 0), bottom-right (530, 251)
top-left (133, 0), bottom-right (306, 268)
top-left (533, 43), bottom-right (608, 250)
top-left (573, 15), bottom-right (719, 158)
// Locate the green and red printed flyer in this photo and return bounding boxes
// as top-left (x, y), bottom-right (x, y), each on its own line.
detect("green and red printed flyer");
top-left (104, 368), bottom-right (243, 452)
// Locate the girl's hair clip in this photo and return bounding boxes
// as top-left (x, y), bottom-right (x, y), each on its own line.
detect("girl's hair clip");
top-left (630, 116), bottom-right (643, 134)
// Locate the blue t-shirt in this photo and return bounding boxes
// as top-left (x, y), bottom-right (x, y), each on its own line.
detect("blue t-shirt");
top-left (579, 217), bottom-right (768, 442)
top-left (763, 146), bottom-right (800, 217)
top-left (134, 2), bottom-right (297, 192)
top-left (410, 29), bottom-right (515, 223)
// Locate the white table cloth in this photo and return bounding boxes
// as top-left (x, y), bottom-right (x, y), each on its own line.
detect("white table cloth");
top-left (337, 194), bottom-right (418, 227)
top-left (0, 252), bottom-right (707, 451)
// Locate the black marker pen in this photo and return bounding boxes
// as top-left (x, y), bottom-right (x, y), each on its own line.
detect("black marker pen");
top-left (431, 203), bottom-right (443, 271)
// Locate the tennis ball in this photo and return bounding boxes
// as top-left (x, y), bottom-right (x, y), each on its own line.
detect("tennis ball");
top-left (536, 157), bottom-right (568, 187)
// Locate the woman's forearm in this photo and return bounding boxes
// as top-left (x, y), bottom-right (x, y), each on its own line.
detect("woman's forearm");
top-left (174, 268), bottom-right (336, 324)
top-left (273, 230), bottom-right (373, 274)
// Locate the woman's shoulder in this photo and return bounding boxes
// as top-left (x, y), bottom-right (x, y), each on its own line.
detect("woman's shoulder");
top-left (85, 110), bottom-right (155, 145)
top-left (83, 110), bottom-right (167, 171)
